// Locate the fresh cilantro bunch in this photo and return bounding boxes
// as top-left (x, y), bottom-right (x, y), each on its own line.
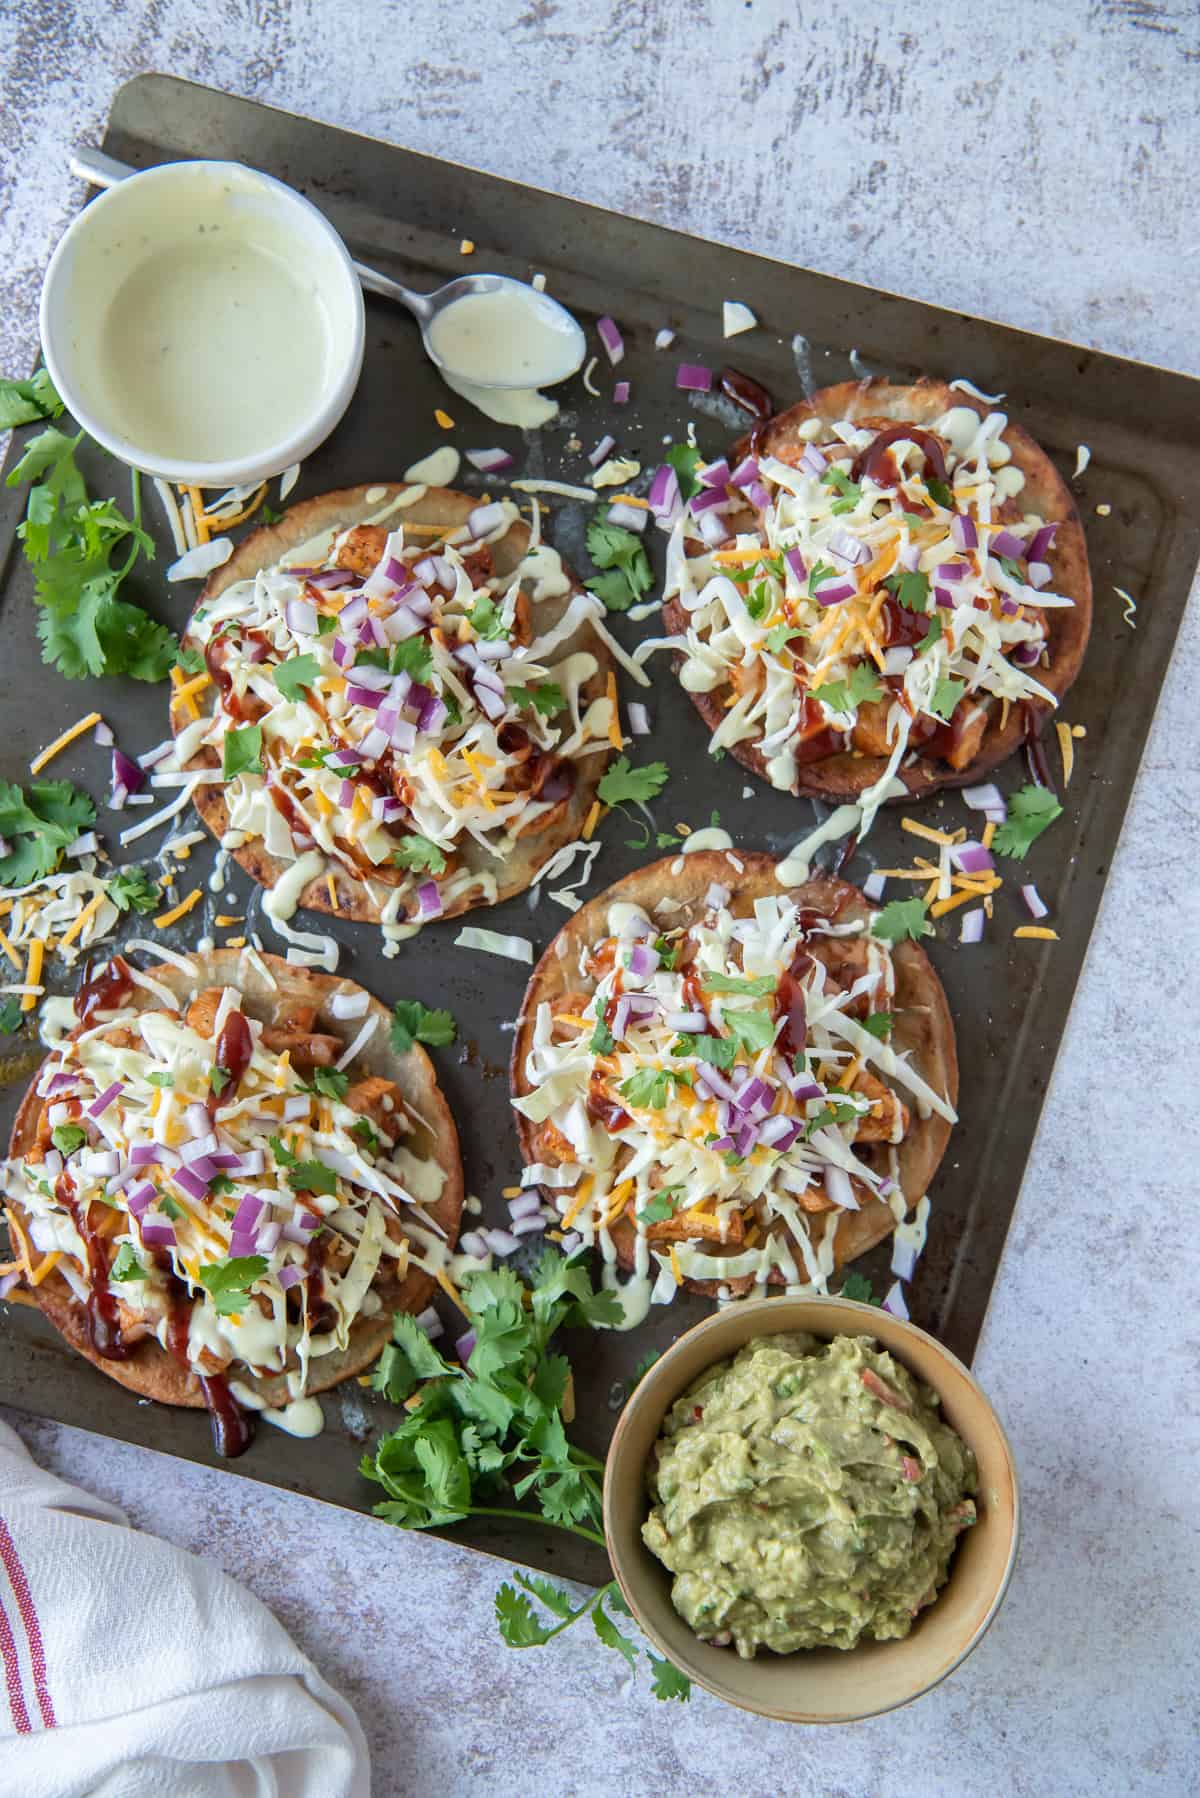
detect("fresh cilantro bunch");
top-left (0, 779), bottom-right (95, 887)
top-left (585, 517), bottom-right (653, 613)
top-left (6, 424), bottom-right (177, 682)
top-left (0, 368), bottom-right (62, 430)
top-left (363, 1251), bottom-right (690, 1701)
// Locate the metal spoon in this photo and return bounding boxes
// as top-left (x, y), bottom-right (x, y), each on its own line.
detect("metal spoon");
top-left (69, 146), bottom-right (586, 391)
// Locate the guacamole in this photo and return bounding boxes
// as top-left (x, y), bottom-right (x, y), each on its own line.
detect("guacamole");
top-left (642, 1333), bottom-right (977, 1658)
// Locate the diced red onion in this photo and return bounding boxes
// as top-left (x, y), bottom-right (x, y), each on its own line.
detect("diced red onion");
top-left (628, 702), bottom-right (650, 735)
top-left (175, 1166), bottom-right (210, 1202)
top-left (891, 1235), bottom-right (919, 1281)
top-left (690, 487), bottom-right (730, 518)
top-left (465, 447), bottom-right (515, 474)
top-left (963, 783), bottom-right (1004, 813)
top-left (332, 636), bottom-right (353, 669)
top-left (676, 362), bottom-right (712, 392)
top-left (0, 1271), bottom-right (21, 1299)
top-left (709, 1134), bottom-right (735, 1153)
top-left (232, 1193), bottom-right (264, 1234)
top-left (705, 882), bottom-right (730, 909)
top-left (360, 726), bottom-right (391, 758)
top-left (1026, 561), bottom-right (1052, 589)
top-left (66, 831), bottom-right (99, 857)
top-left (935, 562), bottom-right (967, 581)
top-left (278, 1263), bottom-right (306, 1290)
top-left (256, 1221), bottom-right (283, 1257)
top-left (141, 1222), bottom-right (176, 1248)
top-left (347, 659), bottom-right (393, 691)
top-left (613, 380), bottom-right (631, 405)
top-left (607, 502), bottom-right (648, 534)
top-left (112, 749), bottom-right (145, 796)
top-left (1011, 640), bottom-right (1042, 665)
top-left (474, 684), bottom-right (506, 722)
top-left (626, 942), bottom-right (659, 978)
top-left (663, 1009), bottom-right (706, 1031)
top-left (185, 1102), bottom-right (211, 1136)
top-left (611, 996), bottom-right (631, 1041)
top-left (308, 569), bottom-right (355, 590)
top-left (950, 513), bottom-right (978, 552)
top-left (959, 908), bottom-right (985, 945)
top-left (376, 705), bottom-right (400, 737)
top-left (999, 596), bottom-right (1020, 616)
top-left (883, 646), bottom-right (912, 677)
top-left (828, 530), bottom-right (871, 567)
top-left (694, 1065), bottom-right (739, 1105)
top-left (747, 480), bottom-right (771, 512)
top-left (788, 1073), bottom-right (824, 1101)
top-left (701, 458), bottom-right (731, 489)
top-left (648, 463), bottom-right (680, 519)
top-left (696, 510), bottom-right (730, 550)
top-left (862, 870), bottom-right (887, 902)
top-left (990, 528), bottom-right (1025, 559)
top-left (93, 720), bottom-right (114, 748)
top-left (340, 594), bottom-right (368, 629)
top-left (729, 456), bottom-right (758, 490)
top-left (230, 1232), bottom-right (257, 1260)
top-left (597, 316), bottom-right (625, 365)
top-left (784, 547), bottom-right (806, 585)
top-left (759, 1115), bottom-right (802, 1150)
top-left (824, 1166), bottom-right (859, 1210)
top-left (456, 1328), bottom-right (477, 1363)
top-left (281, 1211), bottom-right (319, 1245)
top-left (414, 1304), bottom-right (442, 1337)
top-left (416, 881), bottom-right (443, 920)
top-left (286, 597), bottom-right (319, 635)
top-left (512, 1213), bottom-right (547, 1236)
top-left (654, 327), bottom-right (675, 350)
top-left (800, 445), bottom-right (828, 475)
top-left (1021, 883), bottom-right (1048, 920)
top-left (816, 577), bottom-right (856, 607)
top-left (588, 435), bottom-right (616, 467)
top-left (87, 1080), bottom-right (123, 1119)
top-left (459, 1230), bottom-right (488, 1260)
top-left (952, 841), bottom-right (994, 875)
top-left (935, 587), bottom-right (955, 609)
top-left (509, 1190), bottom-right (544, 1221)
top-left (736, 1078), bottom-right (772, 1116)
top-left (882, 1280), bottom-right (910, 1320)
top-left (483, 1228), bottom-right (520, 1256)
top-left (127, 1181), bottom-right (157, 1217)
top-left (1026, 523), bottom-right (1058, 561)
top-left (337, 779), bottom-right (355, 809)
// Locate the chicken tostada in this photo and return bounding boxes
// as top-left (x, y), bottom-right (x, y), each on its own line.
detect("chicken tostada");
top-left (510, 851), bottom-right (957, 1312)
top-left (2, 947), bottom-right (463, 1453)
top-left (167, 484), bottom-right (618, 943)
top-left (656, 379), bottom-right (1091, 823)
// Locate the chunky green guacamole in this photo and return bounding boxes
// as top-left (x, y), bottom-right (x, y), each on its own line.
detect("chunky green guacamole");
top-left (642, 1333), bottom-right (977, 1657)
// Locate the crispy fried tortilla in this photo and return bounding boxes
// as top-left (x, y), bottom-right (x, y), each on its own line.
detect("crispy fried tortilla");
top-left (5, 949), bottom-right (463, 1423)
top-left (511, 851), bottom-right (957, 1297)
top-left (663, 378), bottom-right (1092, 803)
top-left (174, 483), bottom-right (615, 925)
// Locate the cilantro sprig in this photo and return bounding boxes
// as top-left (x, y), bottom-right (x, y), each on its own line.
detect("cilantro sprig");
top-left (585, 517), bottom-right (653, 613)
top-left (197, 1255), bottom-right (269, 1317)
top-left (5, 425), bottom-right (177, 681)
top-left (597, 756), bottom-right (669, 808)
top-left (873, 897), bottom-right (932, 943)
top-left (364, 1251), bottom-right (690, 1701)
top-left (812, 664), bottom-right (882, 716)
top-left (992, 784), bottom-right (1063, 859)
top-left (0, 367), bottom-right (62, 430)
top-left (106, 865), bottom-right (160, 915)
top-left (393, 834), bottom-right (447, 875)
top-left (390, 999), bottom-right (457, 1053)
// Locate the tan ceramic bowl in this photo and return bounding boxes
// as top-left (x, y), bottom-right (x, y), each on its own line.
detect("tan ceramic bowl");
top-left (604, 1297), bottom-right (1019, 1722)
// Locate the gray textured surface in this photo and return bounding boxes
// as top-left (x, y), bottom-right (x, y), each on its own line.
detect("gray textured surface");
top-left (2, 5), bottom-right (1199, 1795)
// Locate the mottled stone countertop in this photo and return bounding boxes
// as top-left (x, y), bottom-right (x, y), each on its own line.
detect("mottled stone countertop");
top-left (1, 4), bottom-right (1198, 1794)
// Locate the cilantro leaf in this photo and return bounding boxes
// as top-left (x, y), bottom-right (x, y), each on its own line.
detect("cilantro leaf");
top-left (585, 517), bottom-right (652, 612)
top-left (176, 644), bottom-right (206, 674)
top-left (812, 663), bottom-right (883, 715)
top-left (861, 1011), bottom-right (893, 1039)
top-left (146, 1072), bottom-right (173, 1087)
top-left (209, 1068), bottom-right (230, 1095)
top-left (672, 1032), bottom-right (736, 1069)
top-left (159, 1196), bottom-right (184, 1221)
top-left (0, 367), bottom-right (62, 429)
top-left (111, 1243), bottom-right (149, 1283)
top-left (51, 1123), bottom-right (86, 1155)
top-left (197, 1254), bottom-right (268, 1317)
top-left (466, 594), bottom-right (509, 641)
top-left (393, 835), bottom-right (447, 875)
top-left (926, 476), bottom-right (953, 509)
top-left (507, 682), bottom-right (565, 717)
top-left (991, 784), bottom-right (1063, 859)
top-left (840, 1271), bottom-right (882, 1306)
top-left (593, 1598), bottom-right (639, 1670)
top-left (619, 1068), bottom-right (680, 1109)
top-left (261, 502), bottom-right (282, 525)
top-left (638, 1186), bottom-right (683, 1224)
top-left (390, 999), bottom-right (457, 1054)
top-left (765, 622), bottom-right (803, 654)
top-left (807, 557), bottom-right (837, 596)
top-left (724, 1009), bottom-right (777, 1053)
top-left (928, 675), bottom-right (966, 722)
top-left (495, 1584), bottom-right (557, 1647)
top-left (0, 999), bottom-right (22, 1035)
top-left (873, 897), bottom-right (932, 943)
top-left (272, 654), bottom-right (320, 701)
top-left (654, 936), bottom-right (679, 970)
top-left (372, 1312), bottom-right (451, 1402)
top-left (589, 1016), bottom-right (615, 1054)
top-left (821, 464), bottom-right (863, 507)
top-left (648, 1654), bottom-right (692, 1702)
top-left (666, 442), bottom-right (704, 499)
top-left (597, 757), bottom-right (669, 807)
top-left (744, 581), bottom-right (772, 622)
top-left (287, 1160), bottom-right (338, 1196)
top-left (269, 1134), bottom-right (297, 1168)
top-left (387, 637), bottom-right (433, 681)
top-left (0, 779), bottom-right (95, 886)
top-left (107, 865), bottom-right (160, 915)
top-left (918, 612), bottom-right (943, 653)
top-left (702, 972), bottom-right (776, 996)
top-left (885, 569), bottom-right (931, 613)
top-left (350, 1117), bottom-right (381, 1154)
top-left (304, 1067), bottom-right (350, 1101)
top-left (222, 724), bottom-right (262, 781)
top-left (629, 1348), bottom-right (661, 1390)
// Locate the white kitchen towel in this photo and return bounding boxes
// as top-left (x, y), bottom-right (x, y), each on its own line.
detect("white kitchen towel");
top-left (0, 1417), bottom-right (370, 1796)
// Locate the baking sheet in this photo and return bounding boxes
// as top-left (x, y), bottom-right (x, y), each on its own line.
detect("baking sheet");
top-left (1, 74), bottom-right (1198, 1587)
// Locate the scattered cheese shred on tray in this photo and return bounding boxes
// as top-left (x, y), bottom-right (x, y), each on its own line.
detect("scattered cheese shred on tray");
top-left (1056, 721), bottom-right (1075, 786)
top-left (30, 713), bottom-right (103, 774)
top-left (153, 887), bottom-right (204, 929)
top-left (21, 939), bottom-right (44, 1010)
top-left (1013, 926), bottom-right (1059, 941)
top-left (434, 409), bottom-right (455, 430)
top-left (454, 926), bottom-right (534, 963)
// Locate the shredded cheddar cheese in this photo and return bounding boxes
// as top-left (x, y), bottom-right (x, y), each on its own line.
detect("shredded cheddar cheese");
top-left (153, 888), bottom-right (203, 929)
top-left (1013, 926), bottom-right (1059, 941)
top-left (21, 939), bottom-right (44, 1010)
top-left (29, 713), bottom-right (103, 775)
